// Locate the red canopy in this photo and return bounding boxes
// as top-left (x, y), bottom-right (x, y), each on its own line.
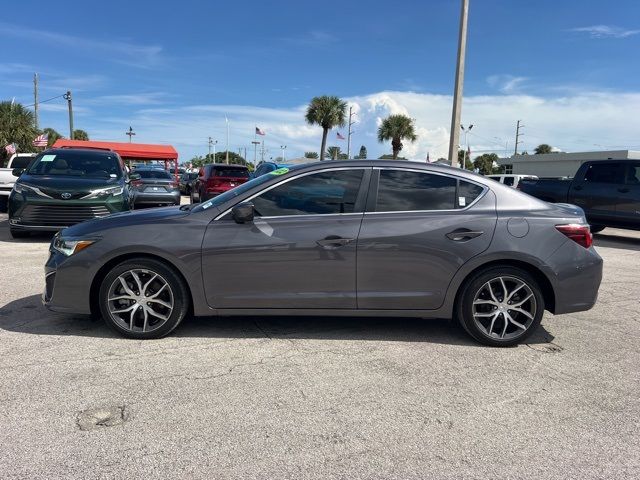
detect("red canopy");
top-left (52, 139), bottom-right (178, 160)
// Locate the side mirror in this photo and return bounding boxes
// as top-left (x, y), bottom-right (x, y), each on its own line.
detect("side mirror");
top-left (129, 173), bottom-right (141, 181)
top-left (12, 168), bottom-right (24, 177)
top-left (231, 202), bottom-right (255, 224)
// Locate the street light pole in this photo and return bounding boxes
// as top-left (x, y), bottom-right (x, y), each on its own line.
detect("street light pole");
top-left (460, 124), bottom-right (473, 168)
top-left (252, 141), bottom-right (260, 166)
top-left (63, 90), bottom-right (74, 140)
top-left (447, 0), bottom-right (470, 167)
top-left (280, 145), bottom-right (287, 162)
top-left (225, 116), bottom-right (230, 164)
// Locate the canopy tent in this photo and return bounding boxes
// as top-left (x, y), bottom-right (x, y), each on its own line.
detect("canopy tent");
top-left (52, 139), bottom-right (179, 178)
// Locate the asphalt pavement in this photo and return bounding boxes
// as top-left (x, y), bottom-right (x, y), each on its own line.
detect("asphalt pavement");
top-left (0, 212), bottom-right (638, 479)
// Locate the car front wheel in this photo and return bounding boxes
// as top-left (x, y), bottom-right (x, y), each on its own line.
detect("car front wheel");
top-left (98, 258), bottom-right (190, 339)
top-left (456, 267), bottom-right (544, 347)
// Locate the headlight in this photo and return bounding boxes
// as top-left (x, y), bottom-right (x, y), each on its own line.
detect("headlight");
top-left (14, 183), bottom-right (35, 194)
top-left (52, 234), bottom-right (96, 256)
top-left (81, 186), bottom-right (123, 199)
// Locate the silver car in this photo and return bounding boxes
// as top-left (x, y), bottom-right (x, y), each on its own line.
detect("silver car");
top-left (43, 160), bottom-right (603, 346)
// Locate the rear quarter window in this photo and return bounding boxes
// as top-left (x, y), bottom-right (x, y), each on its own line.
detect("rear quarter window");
top-left (457, 180), bottom-right (484, 208)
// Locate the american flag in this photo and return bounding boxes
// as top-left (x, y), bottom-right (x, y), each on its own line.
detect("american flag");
top-left (255, 127), bottom-right (265, 136)
top-left (336, 132), bottom-right (345, 140)
top-left (33, 133), bottom-right (48, 147)
top-left (5, 143), bottom-right (17, 155)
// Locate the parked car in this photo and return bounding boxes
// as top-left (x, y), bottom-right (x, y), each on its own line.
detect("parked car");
top-left (0, 153), bottom-right (36, 212)
top-left (191, 164), bottom-right (250, 203)
top-left (251, 161), bottom-right (293, 178)
top-left (8, 148), bottom-right (133, 238)
top-left (487, 174), bottom-right (538, 189)
top-left (131, 168), bottom-right (181, 208)
top-left (518, 159), bottom-right (640, 232)
top-left (43, 160), bottom-right (602, 347)
top-left (179, 172), bottom-right (198, 195)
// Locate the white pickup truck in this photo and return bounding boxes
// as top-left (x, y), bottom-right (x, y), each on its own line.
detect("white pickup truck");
top-left (0, 153), bottom-right (36, 212)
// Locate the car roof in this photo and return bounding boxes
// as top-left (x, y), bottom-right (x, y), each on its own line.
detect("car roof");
top-left (43, 147), bottom-right (120, 157)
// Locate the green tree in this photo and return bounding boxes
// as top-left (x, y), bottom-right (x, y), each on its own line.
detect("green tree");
top-left (357, 145), bottom-right (367, 159)
top-left (458, 149), bottom-right (474, 169)
top-left (305, 95), bottom-right (347, 161)
top-left (325, 146), bottom-right (348, 160)
top-left (42, 127), bottom-right (63, 147)
top-left (534, 144), bottom-right (552, 154)
top-left (203, 151), bottom-right (249, 166)
top-left (304, 151), bottom-right (319, 159)
top-left (188, 155), bottom-right (206, 168)
top-left (473, 153), bottom-right (500, 175)
top-left (73, 129), bottom-right (89, 141)
top-left (0, 101), bottom-right (38, 160)
top-left (379, 154), bottom-right (407, 160)
top-left (377, 114), bottom-right (417, 159)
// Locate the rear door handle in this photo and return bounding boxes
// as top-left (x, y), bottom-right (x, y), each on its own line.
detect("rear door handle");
top-left (446, 229), bottom-right (484, 241)
top-left (316, 236), bottom-right (355, 249)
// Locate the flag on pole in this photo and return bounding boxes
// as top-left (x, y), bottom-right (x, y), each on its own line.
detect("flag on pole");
top-left (5, 143), bottom-right (17, 155)
top-left (33, 133), bottom-right (48, 147)
top-left (426, 152), bottom-right (430, 163)
top-left (336, 132), bottom-right (345, 140)
top-left (255, 127), bottom-right (265, 136)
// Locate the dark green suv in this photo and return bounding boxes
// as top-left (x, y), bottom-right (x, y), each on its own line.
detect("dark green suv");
top-left (8, 148), bottom-right (134, 238)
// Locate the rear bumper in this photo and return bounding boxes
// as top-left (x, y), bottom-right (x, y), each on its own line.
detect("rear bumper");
top-left (133, 190), bottom-right (181, 205)
top-left (547, 241), bottom-right (603, 314)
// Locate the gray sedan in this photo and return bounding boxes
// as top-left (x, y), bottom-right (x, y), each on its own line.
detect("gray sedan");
top-left (43, 160), bottom-right (603, 346)
top-left (131, 168), bottom-right (181, 207)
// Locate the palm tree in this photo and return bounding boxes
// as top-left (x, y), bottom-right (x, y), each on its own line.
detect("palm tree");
top-left (0, 101), bottom-right (38, 159)
top-left (43, 127), bottom-right (63, 147)
top-left (305, 96), bottom-right (347, 161)
top-left (377, 114), bottom-right (417, 159)
top-left (73, 129), bottom-right (89, 141)
top-left (325, 146), bottom-right (347, 160)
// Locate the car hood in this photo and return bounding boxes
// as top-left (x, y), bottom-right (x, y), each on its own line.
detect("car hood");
top-left (62, 205), bottom-right (190, 237)
top-left (18, 174), bottom-right (122, 190)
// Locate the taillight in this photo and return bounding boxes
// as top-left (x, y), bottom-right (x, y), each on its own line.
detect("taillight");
top-left (555, 224), bottom-right (592, 249)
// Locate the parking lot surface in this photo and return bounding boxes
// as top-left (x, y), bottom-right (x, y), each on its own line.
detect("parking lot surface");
top-left (0, 211), bottom-right (638, 479)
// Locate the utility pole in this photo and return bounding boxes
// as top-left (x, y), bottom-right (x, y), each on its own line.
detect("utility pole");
top-left (347, 106), bottom-right (357, 159)
top-left (252, 141), bottom-right (260, 165)
top-left (225, 116), bottom-right (230, 164)
top-left (514, 120), bottom-right (524, 156)
top-left (33, 73), bottom-right (39, 130)
top-left (126, 126), bottom-right (136, 142)
top-left (260, 140), bottom-right (265, 163)
top-left (280, 145), bottom-right (287, 162)
top-left (208, 136), bottom-right (215, 157)
top-left (447, 0), bottom-right (470, 167)
top-left (63, 91), bottom-right (74, 140)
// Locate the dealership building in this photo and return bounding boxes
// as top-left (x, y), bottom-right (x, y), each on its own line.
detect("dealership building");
top-left (497, 150), bottom-right (640, 178)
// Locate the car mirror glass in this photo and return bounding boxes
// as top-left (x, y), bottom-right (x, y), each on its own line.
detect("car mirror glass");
top-left (231, 202), bottom-right (255, 224)
top-left (11, 168), bottom-right (24, 177)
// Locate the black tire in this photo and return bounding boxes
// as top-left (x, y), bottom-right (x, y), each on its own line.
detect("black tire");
top-left (456, 266), bottom-right (544, 347)
top-left (9, 228), bottom-right (30, 239)
top-left (98, 258), bottom-right (190, 339)
top-left (590, 225), bottom-right (605, 234)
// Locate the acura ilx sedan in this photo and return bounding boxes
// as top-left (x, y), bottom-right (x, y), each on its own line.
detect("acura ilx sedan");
top-left (43, 160), bottom-right (603, 346)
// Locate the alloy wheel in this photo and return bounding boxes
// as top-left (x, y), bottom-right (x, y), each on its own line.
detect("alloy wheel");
top-left (472, 275), bottom-right (537, 340)
top-left (106, 269), bottom-right (174, 333)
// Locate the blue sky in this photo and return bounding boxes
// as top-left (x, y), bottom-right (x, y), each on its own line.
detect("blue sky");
top-left (2, 0), bottom-right (640, 161)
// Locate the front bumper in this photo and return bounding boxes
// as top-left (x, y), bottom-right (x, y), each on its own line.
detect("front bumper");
top-left (43, 247), bottom-right (94, 315)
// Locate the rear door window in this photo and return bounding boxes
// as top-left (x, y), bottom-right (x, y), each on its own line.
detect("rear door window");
top-left (376, 170), bottom-right (457, 211)
top-left (584, 163), bottom-right (625, 184)
top-left (503, 177), bottom-right (515, 186)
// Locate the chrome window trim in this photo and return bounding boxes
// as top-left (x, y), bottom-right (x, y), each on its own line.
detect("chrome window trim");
top-left (371, 166), bottom-right (488, 214)
top-left (214, 167), bottom-right (369, 221)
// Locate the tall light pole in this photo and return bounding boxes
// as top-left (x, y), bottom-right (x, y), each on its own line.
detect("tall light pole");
top-left (460, 123), bottom-right (473, 168)
top-left (447, 0), bottom-right (470, 167)
top-left (208, 137), bottom-right (217, 161)
top-left (126, 126), bottom-right (136, 143)
top-left (63, 91), bottom-right (74, 140)
top-left (347, 106), bottom-right (357, 159)
top-left (252, 140), bottom-right (260, 165)
top-left (280, 145), bottom-right (287, 161)
top-left (225, 116), bottom-right (230, 164)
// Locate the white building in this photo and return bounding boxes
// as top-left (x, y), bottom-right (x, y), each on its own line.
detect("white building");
top-left (497, 150), bottom-right (640, 178)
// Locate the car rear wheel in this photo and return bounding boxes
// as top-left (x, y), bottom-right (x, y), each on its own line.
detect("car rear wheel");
top-left (98, 258), bottom-right (190, 339)
top-left (9, 228), bottom-right (30, 239)
top-left (456, 266), bottom-right (544, 347)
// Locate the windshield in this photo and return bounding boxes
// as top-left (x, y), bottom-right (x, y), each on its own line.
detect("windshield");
top-left (194, 165), bottom-right (300, 212)
top-left (27, 151), bottom-right (123, 179)
top-left (213, 167), bottom-right (249, 178)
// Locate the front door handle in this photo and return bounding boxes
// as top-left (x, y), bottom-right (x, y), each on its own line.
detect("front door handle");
top-left (446, 229), bottom-right (484, 241)
top-left (316, 235), bottom-right (355, 249)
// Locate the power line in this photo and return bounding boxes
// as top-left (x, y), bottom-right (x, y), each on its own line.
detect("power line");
top-left (22, 93), bottom-right (65, 109)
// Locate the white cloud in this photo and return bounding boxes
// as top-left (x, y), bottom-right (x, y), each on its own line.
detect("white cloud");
top-left (487, 74), bottom-right (528, 94)
top-left (72, 89), bottom-right (640, 162)
top-left (571, 25), bottom-right (640, 39)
